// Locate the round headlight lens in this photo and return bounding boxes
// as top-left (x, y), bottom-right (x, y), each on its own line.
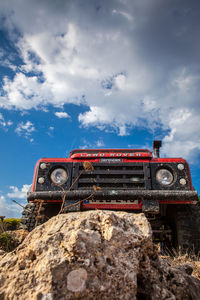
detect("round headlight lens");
top-left (156, 169), bottom-right (173, 185)
top-left (50, 168), bottom-right (68, 185)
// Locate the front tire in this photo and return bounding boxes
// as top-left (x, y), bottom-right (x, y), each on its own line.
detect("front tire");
top-left (170, 203), bottom-right (200, 254)
top-left (20, 203), bottom-right (46, 232)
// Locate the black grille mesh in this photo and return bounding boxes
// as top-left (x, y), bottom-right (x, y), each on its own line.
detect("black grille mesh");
top-left (72, 162), bottom-right (151, 190)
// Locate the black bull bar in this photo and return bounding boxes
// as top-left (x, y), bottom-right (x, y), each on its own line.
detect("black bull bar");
top-left (28, 190), bottom-right (198, 202)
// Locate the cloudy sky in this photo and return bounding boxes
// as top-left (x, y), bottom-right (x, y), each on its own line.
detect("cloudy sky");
top-left (0, 0), bottom-right (200, 217)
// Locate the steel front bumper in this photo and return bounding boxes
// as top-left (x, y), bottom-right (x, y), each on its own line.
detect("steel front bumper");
top-left (27, 190), bottom-right (198, 202)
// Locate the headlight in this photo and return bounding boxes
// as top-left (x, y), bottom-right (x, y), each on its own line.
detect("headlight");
top-left (156, 169), bottom-right (173, 185)
top-left (38, 177), bottom-right (45, 184)
top-left (50, 168), bottom-right (68, 185)
top-left (40, 163), bottom-right (47, 169)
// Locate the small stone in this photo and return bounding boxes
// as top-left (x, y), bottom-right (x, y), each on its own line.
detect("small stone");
top-left (41, 293), bottom-right (53, 300)
top-left (67, 268), bottom-right (87, 292)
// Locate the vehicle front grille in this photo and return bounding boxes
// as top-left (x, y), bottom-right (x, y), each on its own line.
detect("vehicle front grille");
top-left (72, 162), bottom-right (151, 190)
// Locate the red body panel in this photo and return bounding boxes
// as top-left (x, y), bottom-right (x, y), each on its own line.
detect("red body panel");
top-left (81, 202), bottom-right (143, 210)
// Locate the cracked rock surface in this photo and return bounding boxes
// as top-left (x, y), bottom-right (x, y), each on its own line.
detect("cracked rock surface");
top-left (0, 210), bottom-right (199, 299)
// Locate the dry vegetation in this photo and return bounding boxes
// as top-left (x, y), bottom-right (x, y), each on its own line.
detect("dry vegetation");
top-left (160, 250), bottom-right (200, 280)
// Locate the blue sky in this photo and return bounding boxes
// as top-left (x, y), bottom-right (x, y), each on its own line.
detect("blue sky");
top-left (0, 0), bottom-right (200, 217)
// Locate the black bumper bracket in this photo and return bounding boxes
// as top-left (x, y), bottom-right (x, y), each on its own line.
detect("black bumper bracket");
top-left (142, 199), bottom-right (159, 214)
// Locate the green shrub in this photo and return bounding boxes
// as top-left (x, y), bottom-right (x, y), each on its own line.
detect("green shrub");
top-left (0, 232), bottom-right (19, 252)
top-left (3, 218), bottom-right (21, 231)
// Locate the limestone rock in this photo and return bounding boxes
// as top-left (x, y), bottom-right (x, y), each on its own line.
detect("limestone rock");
top-left (0, 210), bottom-right (199, 300)
top-left (0, 250), bottom-right (5, 257)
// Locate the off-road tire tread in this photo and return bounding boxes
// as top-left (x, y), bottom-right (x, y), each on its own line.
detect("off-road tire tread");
top-left (174, 202), bottom-right (200, 254)
top-left (20, 203), bottom-right (47, 232)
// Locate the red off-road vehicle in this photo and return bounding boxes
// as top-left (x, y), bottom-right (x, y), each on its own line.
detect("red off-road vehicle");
top-left (21, 141), bottom-right (200, 252)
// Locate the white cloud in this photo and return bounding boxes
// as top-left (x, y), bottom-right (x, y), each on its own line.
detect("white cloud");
top-left (7, 184), bottom-right (31, 199)
top-left (7, 121), bottom-right (13, 126)
top-left (114, 74), bottom-right (127, 90)
top-left (0, 0), bottom-right (200, 160)
top-left (112, 9), bottom-right (133, 22)
top-left (0, 47), bottom-right (18, 71)
top-left (0, 113), bottom-right (13, 129)
top-left (0, 195), bottom-right (7, 217)
top-left (15, 121), bottom-right (35, 138)
top-left (79, 106), bottom-right (113, 127)
top-left (118, 125), bottom-right (127, 136)
top-left (0, 113), bottom-right (6, 127)
top-left (79, 138), bottom-right (105, 149)
top-left (0, 195), bottom-right (22, 218)
top-left (162, 109), bottom-right (200, 160)
top-left (47, 126), bottom-right (54, 137)
top-left (96, 140), bottom-right (105, 147)
top-left (1, 73), bottom-right (51, 110)
top-left (55, 112), bottom-right (70, 119)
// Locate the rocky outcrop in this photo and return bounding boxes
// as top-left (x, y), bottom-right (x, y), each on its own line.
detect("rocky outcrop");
top-left (0, 210), bottom-right (199, 300)
top-left (4, 229), bottom-right (29, 244)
